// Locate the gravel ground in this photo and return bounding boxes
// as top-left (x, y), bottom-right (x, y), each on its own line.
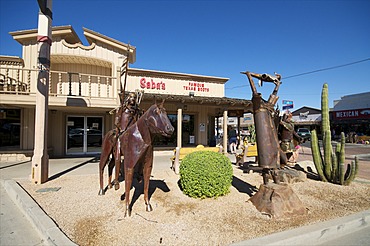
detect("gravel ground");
top-left (17, 163), bottom-right (370, 246)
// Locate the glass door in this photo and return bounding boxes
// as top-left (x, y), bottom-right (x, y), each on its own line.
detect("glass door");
top-left (182, 114), bottom-right (195, 146)
top-left (67, 116), bottom-right (84, 154)
top-left (86, 117), bottom-right (103, 153)
top-left (66, 116), bottom-right (103, 155)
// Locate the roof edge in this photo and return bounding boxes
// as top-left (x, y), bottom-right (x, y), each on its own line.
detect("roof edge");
top-left (83, 27), bottom-right (136, 63)
top-left (9, 25), bottom-right (81, 44)
top-left (129, 68), bottom-right (229, 84)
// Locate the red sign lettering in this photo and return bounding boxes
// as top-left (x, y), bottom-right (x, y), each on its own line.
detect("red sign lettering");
top-left (139, 78), bottom-right (211, 94)
top-left (140, 78), bottom-right (166, 90)
top-left (183, 82), bottom-right (209, 92)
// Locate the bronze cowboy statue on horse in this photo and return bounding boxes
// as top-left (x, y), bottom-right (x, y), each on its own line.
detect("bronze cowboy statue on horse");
top-left (99, 97), bottom-right (174, 216)
top-left (98, 45), bottom-right (144, 195)
top-left (98, 90), bottom-right (144, 195)
top-left (98, 48), bottom-right (174, 216)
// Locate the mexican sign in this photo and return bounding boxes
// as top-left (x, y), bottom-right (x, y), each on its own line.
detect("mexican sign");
top-left (332, 108), bottom-right (370, 120)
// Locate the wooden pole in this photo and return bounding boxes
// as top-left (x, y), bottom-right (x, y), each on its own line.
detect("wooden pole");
top-left (223, 109), bottom-right (228, 154)
top-left (31, 0), bottom-right (53, 184)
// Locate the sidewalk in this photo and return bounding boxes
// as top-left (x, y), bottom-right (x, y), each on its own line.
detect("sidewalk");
top-left (0, 156), bottom-right (96, 246)
top-left (0, 179), bottom-right (46, 245)
top-left (232, 209), bottom-right (370, 246)
top-left (1, 148), bottom-right (370, 245)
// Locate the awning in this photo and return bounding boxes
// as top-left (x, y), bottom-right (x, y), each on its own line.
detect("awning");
top-left (128, 92), bottom-right (253, 115)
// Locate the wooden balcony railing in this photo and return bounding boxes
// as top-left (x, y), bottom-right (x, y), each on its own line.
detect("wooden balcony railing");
top-left (0, 66), bottom-right (118, 99)
top-left (0, 67), bottom-right (31, 94)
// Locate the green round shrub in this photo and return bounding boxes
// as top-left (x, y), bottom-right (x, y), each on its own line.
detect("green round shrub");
top-left (179, 151), bottom-right (233, 198)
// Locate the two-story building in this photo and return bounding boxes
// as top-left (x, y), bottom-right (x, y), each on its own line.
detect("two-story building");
top-left (0, 26), bottom-right (252, 160)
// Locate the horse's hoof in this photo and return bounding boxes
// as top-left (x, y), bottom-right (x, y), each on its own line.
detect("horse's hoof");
top-left (108, 184), bottom-right (113, 189)
top-left (124, 208), bottom-right (132, 217)
top-left (114, 183), bottom-right (120, 190)
top-left (98, 189), bottom-right (105, 196)
top-left (146, 203), bottom-right (153, 212)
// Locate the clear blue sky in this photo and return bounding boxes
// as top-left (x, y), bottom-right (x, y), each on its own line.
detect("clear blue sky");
top-left (1, 0), bottom-right (369, 110)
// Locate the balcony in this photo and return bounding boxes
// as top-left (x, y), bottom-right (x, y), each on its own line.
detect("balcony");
top-left (0, 66), bottom-right (119, 108)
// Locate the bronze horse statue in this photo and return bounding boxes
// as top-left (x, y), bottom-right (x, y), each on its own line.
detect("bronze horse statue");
top-left (99, 102), bottom-right (174, 216)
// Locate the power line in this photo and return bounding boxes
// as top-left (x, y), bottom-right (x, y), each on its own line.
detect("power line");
top-left (283, 58), bottom-right (370, 80)
top-left (226, 58), bottom-right (370, 90)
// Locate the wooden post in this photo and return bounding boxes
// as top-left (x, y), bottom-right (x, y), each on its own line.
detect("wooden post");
top-left (177, 107), bottom-right (182, 148)
top-left (31, 0), bottom-right (52, 184)
top-left (223, 109), bottom-right (228, 154)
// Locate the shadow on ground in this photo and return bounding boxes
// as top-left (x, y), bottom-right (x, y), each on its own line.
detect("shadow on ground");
top-left (232, 176), bottom-right (258, 197)
top-left (121, 178), bottom-right (170, 212)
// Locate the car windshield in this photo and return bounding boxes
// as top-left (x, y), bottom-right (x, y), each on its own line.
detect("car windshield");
top-left (298, 129), bottom-right (309, 133)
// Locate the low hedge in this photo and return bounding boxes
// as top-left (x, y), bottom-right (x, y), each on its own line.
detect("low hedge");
top-left (179, 151), bottom-right (233, 198)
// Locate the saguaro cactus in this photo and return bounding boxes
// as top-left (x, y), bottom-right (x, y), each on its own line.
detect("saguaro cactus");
top-left (311, 83), bottom-right (359, 185)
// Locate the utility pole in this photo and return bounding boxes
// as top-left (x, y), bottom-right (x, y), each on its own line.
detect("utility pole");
top-left (31, 0), bottom-right (53, 184)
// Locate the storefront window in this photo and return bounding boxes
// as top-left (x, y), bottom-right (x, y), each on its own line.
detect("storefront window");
top-left (0, 108), bottom-right (21, 149)
top-left (153, 114), bottom-right (195, 147)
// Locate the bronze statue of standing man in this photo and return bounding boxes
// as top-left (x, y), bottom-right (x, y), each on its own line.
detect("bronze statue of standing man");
top-left (242, 71), bottom-right (282, 184)
top-left (279, 112), bottom-right (302, 165)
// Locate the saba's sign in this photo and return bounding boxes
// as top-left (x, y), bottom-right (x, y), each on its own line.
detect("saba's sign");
top-left (332, 108), bottom-right (370, 120)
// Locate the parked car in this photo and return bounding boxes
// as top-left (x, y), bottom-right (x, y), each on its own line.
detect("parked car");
top-left (68, 128), bottom-right (102, 147)
top-left (297, 128), bottom-right (311, 140)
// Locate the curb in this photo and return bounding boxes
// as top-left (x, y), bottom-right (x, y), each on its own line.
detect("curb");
top-left (1, 179), bottom-right (77, 246)
top-left (231, 209), bottom-right (370, 245)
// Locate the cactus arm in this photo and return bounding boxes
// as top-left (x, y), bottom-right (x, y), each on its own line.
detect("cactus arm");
top-left (311, 129), bottom-right (327, 182)
top-left (321, 83), bottom-right (330, 133)
top-left (331, 145), bottom-right (338, 183)
top-left (344, 156), bottom-right (359, 186)
top-left (336, 142), bottom-right (343, 184)
top-left (323, 130), bottom-right (332, 180)
top-left (339, 132), bottom-right (346, 185)
top-left (340, 132), bottom-right (346, 164)
top-left (339, 162), bottom-right (345, 185)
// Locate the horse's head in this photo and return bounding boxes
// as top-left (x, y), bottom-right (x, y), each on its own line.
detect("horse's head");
top-left (145, 101), bottom-right (174, 137)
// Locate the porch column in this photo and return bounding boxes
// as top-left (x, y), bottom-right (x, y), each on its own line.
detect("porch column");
top-left (32, 0), bottom-right (53, 184)
top-left (116, 66), bottom-right (121, 105)
top-left (177, 107), bottom-right (183, 148)
top-left (223, 109), bottom-right (228, 154)
top-left (237, 114), bottom-right (241, 148)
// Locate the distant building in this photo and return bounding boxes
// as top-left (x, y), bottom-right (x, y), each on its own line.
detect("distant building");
top-left (331, 92), bottom-right (370, 137)
top-left (291, 106), bottom-right (321, 130)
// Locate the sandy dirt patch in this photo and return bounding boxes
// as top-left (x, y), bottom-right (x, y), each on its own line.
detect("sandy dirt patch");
top-left (18, 165), bottom-right (370, 246)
